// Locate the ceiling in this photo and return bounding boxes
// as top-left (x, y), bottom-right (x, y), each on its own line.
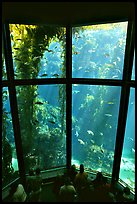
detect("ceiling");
top-left (2, 2), bottom-right (135, 25)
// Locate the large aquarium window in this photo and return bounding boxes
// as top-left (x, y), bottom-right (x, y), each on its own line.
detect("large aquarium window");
top-left (2, 19), bottom-right (134, 193)
top-left (119, 88), bottom-right (135, 192)
top-left (72, 85), bottom-right (121, 175)
top-left (2, 87), bottom-right (19, 188)
top-left (16, 84), bottom-right (66, 172)
top-left (72, 22), bottom-right (128, 79)
top-left (9, 24), bottom-right (66, 79)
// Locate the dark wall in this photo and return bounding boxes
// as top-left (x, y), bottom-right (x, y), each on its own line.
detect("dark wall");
top-left (2, 2), bottom-right (135, 25)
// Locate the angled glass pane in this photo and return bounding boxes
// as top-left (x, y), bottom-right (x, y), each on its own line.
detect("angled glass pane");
top-left (131, 51), bottom-right (135, 80)
top-left (72, 22), bottom-right (128, 79)
top-left (9, 24), bottom-right (66, 79)
top-left (16, 84), bottom-right (66, 173)
top-left (2, 87), bottom-right (19, 188)
top-left (2, 44), bottom-right (7, 80)
top-left (72, 85), bottom-right (121, 176)
top-left (119, 88), bottom-right (135, 193)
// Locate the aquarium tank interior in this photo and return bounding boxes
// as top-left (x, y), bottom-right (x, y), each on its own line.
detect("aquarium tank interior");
top-left (2, 18), bottom-right (135, 196)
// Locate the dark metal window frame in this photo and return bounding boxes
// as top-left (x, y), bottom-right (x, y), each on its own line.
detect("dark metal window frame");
top-left (2, 19), bottom-right (135, 188)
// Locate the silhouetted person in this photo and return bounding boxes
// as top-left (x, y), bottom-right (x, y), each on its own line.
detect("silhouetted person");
top-left (68, 164), bottom-right (78, 184)
top-left (59, 176), bottom-right (77, 202)
top-left (74, 164), bottom-right (88, 195)
top-left (122, 186), bottom-right (134, 202)
top-left (92, 172), bottom-right (104, 189)
top-left (26, 168), bottom-right (35, 200)
top-left (29, 167), bottom-right (43, 202)
top-left (53, 175), bottom-right (64, 201)
top-left (92, 172), bottom-right (114, 202)
top-left (10, 183), bottom-right (27, 202)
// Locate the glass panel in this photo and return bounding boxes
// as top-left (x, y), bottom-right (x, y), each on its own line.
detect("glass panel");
top-left (131, 51), bottom-right (135, 80)
top-left (72, 22), bottom-right (128, 79)
top-left (16, 84), bottom-right (66, 172)
top-left (9, 24), bottom-right (66, 79)
top-left (2, 87), bottom-right (19, 188)
top-left (119, 88), bottom-right (135, 192)
top-left (72, 85), bottom-right (121, 176)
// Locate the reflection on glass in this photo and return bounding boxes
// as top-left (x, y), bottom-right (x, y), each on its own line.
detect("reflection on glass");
top-left (72, 85), bottom-right (121, 175)
top-left (72, 22), bottom-right (128, 79)
top-left (9, 24), bottom-right (66, 79)
top-left (2, 48), bottom-right (7, 80)
top-left (16, 84), bottom-right (66, 172)
top-left (119, 88), bottom-right (135, 192)
top-left (2, 87), bottom-right (19, 188)
top-left (131, 51), bottom-right (135, 80)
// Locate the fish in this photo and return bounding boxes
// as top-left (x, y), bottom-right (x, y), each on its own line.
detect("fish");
top-left (33, 56), bottom-right (41, 61)
top-left (100, 132), bottom-right (103, 136)
top-left (105, 114), bottom-right (112, 117)
top-left (43, 63), bottom-right (47, 66)
top-left (88, 49), bottom-right (95, 53)
top-left (100, 149), bottom-right (104, 153)
top-left (48, 120), bottom-right (55, 124)
top-left (128, 137), bottom-right (133, 142)
top-left (132, 148), bottom-right (135, 153)
top-left (52, 74), bottom-right (59, 77)
top-left (112, 75), bottom-right (118, 79)
top-left (24, 62), bottom-right (30, 65)
top-left (105, 63), bottom-right (114, 68)
top-left (116, 69), bottom-right (121, 74)
top-left (87, 130), bottom-right (94, 135)
top-left (2, 91), bottom-right (8, 94)
top-left (78, 139), bottom-right (85, 145)
top-left (73, 51), bottom-right (80, 55)
top-left (105, 68), bottom-right (110, 71)
top-left (40, 73), bottom-right (48, 77)
top-left (72, 90), bottom-right (80, 94)
top-left (75, 131), bottom-right (79, 137)
top-left (32, 120), bottom-right (39, 125)
top-left (38, 43), bottom-right (43, 46)
top-left (50, 113), bottom-right (57, 118)
top-left (100, 100), bottom-right (103, 105)
top-left (108, 102), bottom-right (114, 104)
top-left (100, 144), bottom-right (103, 148)
top-left (35, 101), bottom-right (44, 105)
top-left (104, 53), bottom-right (110, 57)
top-left (122, 158), bottom-right (128, 164)
top-left (90, 139), bottom-right (95, 144)
top-left (86, 95), bottom-right (95, 101)
top-left (47, 49), bottom-right (54, 53)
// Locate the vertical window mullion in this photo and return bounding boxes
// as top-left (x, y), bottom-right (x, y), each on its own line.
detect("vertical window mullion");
top-left (122, 21), bottom-right (135, 81)
top-left (66, 25), bottom-right (72, 169)
top-left (3, 23), bottom-right (26, 187)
